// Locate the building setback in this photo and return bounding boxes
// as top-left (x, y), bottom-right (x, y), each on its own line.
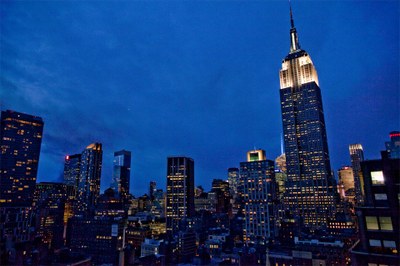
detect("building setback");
top-left (279, 7), bottom-right (336, 230)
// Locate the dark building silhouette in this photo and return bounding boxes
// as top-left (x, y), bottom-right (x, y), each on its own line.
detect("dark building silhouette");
top-left (165, 156), bottom-right (195, 237)
top-left (351, 155), bottom-right (400, 265)
top-left (279, 7), bottom-right (336, 230)
top-left (33, 182), bottom-right (67, 249)
top-left (384, 131), bottom-right (400, 159)
top-left (111, 150), bottom-right (131, 200)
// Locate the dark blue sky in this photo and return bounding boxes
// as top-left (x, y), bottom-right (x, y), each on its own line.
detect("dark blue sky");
top-left (1, 1), bottom-right (399, 196)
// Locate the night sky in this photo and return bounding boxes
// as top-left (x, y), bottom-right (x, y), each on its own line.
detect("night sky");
top-left (1, 1), bottom-right (399, 196)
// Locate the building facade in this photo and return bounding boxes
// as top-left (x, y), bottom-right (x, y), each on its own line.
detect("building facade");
top-left (76, 143), bottom-right (103, 214)
top-left (351, 156), bottom-right (400, 265)
top-left (240, 149), bottom-right (276, 243)
top-left (0, 110), bottom-right (44, 207)
top-left (111, 150), bottom-right (131, 200)
top-left (279, 9), bottom-right (336, 230)
top-left (384, 131), bottom-right (400, 159)
top-left (165, 156), bottom-right (195, 237)
top-left (349, 144), bottom-right (365, 206)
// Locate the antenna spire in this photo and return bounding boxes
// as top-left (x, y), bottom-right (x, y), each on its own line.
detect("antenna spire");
top-left (289, 0), bottom-right (300, 53)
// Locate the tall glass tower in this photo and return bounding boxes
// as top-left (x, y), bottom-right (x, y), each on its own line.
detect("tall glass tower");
top-left (76, 143), bottom-right (103, 213)
top-left (111, 150), bottom-right (131, 200)
top-left (279, 7), bottom-right (336, 230)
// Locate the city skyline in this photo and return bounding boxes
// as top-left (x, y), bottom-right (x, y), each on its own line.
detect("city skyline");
top-left (1, 1), bottom-right (399, 196)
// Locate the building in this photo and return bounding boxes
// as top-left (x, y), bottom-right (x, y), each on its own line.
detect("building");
top-left (338, 166), bottom-right (355, 203)
top-left (76, 143), bottom-right (103, 214)
top-left (141, 238), bottom-right (163, 257)
top-left (227, 168), bottom-right (239, 200)
top-left (111, 150), bottom-right (131, 200)
top-left (384, 131), bottom-right (400, 159)
top-left (240, 149), bottom-right (276, 243)
top-left (351, 156), bottom-right (400, 265)
top-left (0, 110), bottom-right (44, 207)
top-left (279, 7), bottom-right (336, 230)
top-left (165, 156), bottom-right (195, 237)
top-left (349, 144), bottom-right (365, 206)
top-left (63, 154), bottom-right (81, 197)
top-left (33, 182), bottom-right (68, 249)
top-left (66, 216), bottom-right (124, 265)
top-left (0, 110), bottom-right (44, 263)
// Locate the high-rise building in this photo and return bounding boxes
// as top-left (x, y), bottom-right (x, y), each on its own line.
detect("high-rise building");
top-left (384, 131), bottom-right (400, 159)
top-left (349, 144), bottom-right (364, 205)
top-left (111, 150), bottom-right (131, 200)
top-left (338, 166), bottom-right (355, 203)
top-left (63, 153), bottom-right (81, 198)
top-left (165, 156), bottom-right (195, 237)
top-left (0, 110), bottom-right (44, 207)
top-left (240, 149), bottom-right (276, 243)
top-left (149, 181), bottom-right (157, 200)
top-left (279, 7), bottom-right (336, 230)
top-left (227, 167), bottom-right (240, 199)
top-left (76, 143), bottom-right (102, 213)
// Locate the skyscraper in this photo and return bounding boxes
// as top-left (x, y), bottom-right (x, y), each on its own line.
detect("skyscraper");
top-left (279, 7), bottom-right (336, 229)
top-left (76, 143), bottom-right (102, 213)
top-left (349, 144), bottom-right (364, 205)
top-left (240, 149), bottom-right (276, 243)
top-left (165, 156), bottom-right (195, 236)
top-left (63, 153), bottom-right (81, 198)
top-left (0, 110), bottom-right (44, 253)
top-left (384, 131), bottom-right (400, 159)
top-left (0, 110), bottom-right (44, 206)
top-left (111, 150), bottom-right (131, 200)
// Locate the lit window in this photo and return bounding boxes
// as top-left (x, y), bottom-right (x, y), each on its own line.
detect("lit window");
top-left (369, 239), bottom-right (381, 247)
top-left (366, 216), bottom-right (379, 230)
top-left (371, 171), bottom-right (384, 185)
top-left (383, 240), bottom-right (396, 248)
top-left (379, 217), bottom-right (393, 231)
top-left (374, 194), bottom-right (388, 200)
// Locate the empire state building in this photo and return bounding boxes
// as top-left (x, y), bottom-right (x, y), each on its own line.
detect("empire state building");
top-left (279, 6), bottom-right (336, 230)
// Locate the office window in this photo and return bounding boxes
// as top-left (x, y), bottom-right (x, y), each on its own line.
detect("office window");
top-left (374, 194), bottom-right (387, 200)
top-left (369, 239), bottom-right (381, 247)
top-left (383, 240), bottom-right (396, 248)
top-left (371, 171), bottom-right (384, 185)
top-left (366, 216), bottom-right (379, 230)
top-left (379, 217), bottom-right (393, 231)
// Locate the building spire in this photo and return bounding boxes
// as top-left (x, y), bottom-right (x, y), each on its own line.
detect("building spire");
top-left (289, 1), bottom-right (300, 53)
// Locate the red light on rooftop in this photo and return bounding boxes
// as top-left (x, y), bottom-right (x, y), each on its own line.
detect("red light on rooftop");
top-left (66, 155), bottom-right (69, 160)
top-left (390, 133), bottom-right (400, 138)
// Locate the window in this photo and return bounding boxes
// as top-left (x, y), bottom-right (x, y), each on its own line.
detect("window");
top-left (379, 217), bottom-right (393, 231)
top-left (374, 194), bottom-right (387, 200)
top-left (371, 171), bottom-right (384, 185)
top-left (383, 240), bottom-right (396, 248)
top-left (369, 239), bottom-right (381, 247)
top-left (366, 216), bottom-right (379, 230)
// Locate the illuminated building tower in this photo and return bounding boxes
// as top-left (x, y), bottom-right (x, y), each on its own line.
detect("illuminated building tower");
top-left (0, 110), bottom-right (44, 207)
top-left (349, 144), bottom-right (364, 205)
top-left (111, 150), bottom-right (131, 200)
top-left (384, 131), bottom-right (400, 159)
top-left (228, 167), bottom-right (239, 199)
top-left (338, 166), bottom-right (355, 203)
top-left (0, 110), bottom-right (44, 261)
top-left (76, 143), bottom-right (102, 213)
top-left (166, 156), bottom-right (194, 237)
top-left (240, 149), bottom-right (276, 243)
top-left (149, 181), bottom-right (157, 201)
top-left (279, 6), bottom-right (336, 230)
